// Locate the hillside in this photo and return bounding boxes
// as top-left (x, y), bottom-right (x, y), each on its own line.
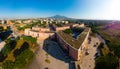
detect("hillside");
top-left (97, 22), bottom-right (120, 42)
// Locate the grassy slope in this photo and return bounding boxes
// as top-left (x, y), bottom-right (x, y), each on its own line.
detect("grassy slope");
top-left (97, 23), bottom-right (120, 43)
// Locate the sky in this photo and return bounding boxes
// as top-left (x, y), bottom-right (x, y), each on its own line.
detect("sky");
top-left (0, 0), bottom-right (120, 20)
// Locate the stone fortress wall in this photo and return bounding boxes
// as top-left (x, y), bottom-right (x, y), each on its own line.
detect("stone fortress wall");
top-left (24, 23), bottom-right (91, 61)
top-left (56, 28), bottom-right (91, 61)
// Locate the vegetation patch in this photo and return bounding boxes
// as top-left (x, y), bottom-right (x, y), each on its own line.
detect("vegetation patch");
top-left (45, 53), bottom-right (49, 57)
top-left (2, 49), bottom-right (34, 69)
top-left (45, 59), bottom-right (50, 64)
top-left (63, 29), bottom-right (72, 34)
top-left (1, 36), bottom-right (36, 69)
top-left (95, 53), bottom-right (118, 69)
top-left (55, 23), bottom-right (62, 27)
top-left (0, 39), bottom-right (17, 62)
top-left (17, 24), bottom-right (33, 30)
top-left (13, 42), bottom-right (29, 58)
top-left (21, 35), bottom-right (37, 44)
top-left (90, 22), bottom-right (120, 69)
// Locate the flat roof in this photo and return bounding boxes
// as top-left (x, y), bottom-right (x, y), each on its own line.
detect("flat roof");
top-left (57, 28), bottom-right (90, 49)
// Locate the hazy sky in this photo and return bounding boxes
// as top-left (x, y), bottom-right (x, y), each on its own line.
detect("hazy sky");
top-left (0, 0), bottom-right (120, 20)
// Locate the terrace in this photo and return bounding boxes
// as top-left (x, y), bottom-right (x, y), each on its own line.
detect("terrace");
top-left (58, 28), bottom-right (90, 49)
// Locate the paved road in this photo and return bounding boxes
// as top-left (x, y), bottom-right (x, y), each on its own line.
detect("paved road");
top-left (79, 36), bottom-right (101, 69)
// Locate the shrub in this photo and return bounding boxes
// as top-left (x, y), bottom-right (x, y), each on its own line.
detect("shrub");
top-left (63, 29), bottom-right (72, 34)
top-left (14, 42), bottom-right (29, 58)
top-left (45, 59), bottom-right (50, 63)
top-left (95, 54), bottom-right (118, 69)
top-left (21, 35), bottom-right (37, 44)
top-left (2, 49), bottom-right (34, 69)
top-left (2, 60), bottom-right (14, 69)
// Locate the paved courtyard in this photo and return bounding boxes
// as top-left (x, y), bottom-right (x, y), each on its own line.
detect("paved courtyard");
top-left (27, 38), bottom-right (75, 69)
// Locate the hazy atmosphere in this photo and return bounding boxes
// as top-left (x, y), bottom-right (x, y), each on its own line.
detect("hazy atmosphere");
top-left (0, 0), bottom-right (120, 69)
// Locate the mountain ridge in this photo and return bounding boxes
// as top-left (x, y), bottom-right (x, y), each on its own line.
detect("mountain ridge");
top-left (48, 15), bottom-right (69, 19)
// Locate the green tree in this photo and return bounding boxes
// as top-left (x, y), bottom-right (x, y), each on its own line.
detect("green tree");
top-left (95, 54), bottom-right (118, 69)
top-left (21, 36), bottom-right (37, 44)
top-left (2, 60), bottom-right (14, 69)
top-left (0, 26), bottom-right (3, 32)
top-left (63, 29), bottom-right (72, 34)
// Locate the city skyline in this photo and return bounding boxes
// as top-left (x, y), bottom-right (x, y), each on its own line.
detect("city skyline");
top-left (0, 0), bottom-right (120, 20)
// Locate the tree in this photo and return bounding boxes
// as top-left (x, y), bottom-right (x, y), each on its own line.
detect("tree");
top-left (2, 60), bottom-right (14, 69)
top-left (97, 42), bottom-right (104, 50)
top-left (2, 49), bottom-right (34, 69)
top-left (95, 54), bottom-right (118, 69)
top-left (14, 42), bottom-right (29, 58)
top-left (63, 29), bottom-right (72, 34)
top-left (21, 36), bottom-right (37, 44)
top-left (108, 42), bottom-right (120, 57)
top-left (0, 26), bottom-right (3, 32)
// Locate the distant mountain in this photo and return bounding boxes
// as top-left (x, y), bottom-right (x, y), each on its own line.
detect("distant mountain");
top-left (49, 15), bottom-right (69, 19)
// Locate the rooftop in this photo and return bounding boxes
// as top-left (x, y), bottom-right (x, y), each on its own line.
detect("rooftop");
top-left (57, 27), bottom-right (90, 49)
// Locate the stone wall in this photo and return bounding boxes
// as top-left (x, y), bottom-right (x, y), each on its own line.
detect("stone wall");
top-left (24, 29), bottom-right (54, 39)
top-left (38, 32), bottom-right (54, 39)
top-left (24, 29), bottom-right (39, 38)
top-left (56, 33), bottom-right (79, 60)
top-left (72, 23), bottom-right (85, 28)
top-left (56, 28), bottom-right (91, 61)
top-left (77, 28), bottom-right (91, 60)
top-left (56, 26), bottom-right (70, 31)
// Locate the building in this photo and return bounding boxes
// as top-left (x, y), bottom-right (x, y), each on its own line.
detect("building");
top-left (65, 21), bottom-right (69, 24)
top-left (56, 27), bottom-right (91, 61)
top-left (52, 23), bottom-right (85, 31)
top-left (52, 24), bottom-right (72, 31)
top-left (16, 20), bottom-right (22, 23)
top-left (3, 26), bottom-right (7, 30)
top-left (24, 28), bottom-right (54, 39)
top-left (32, 27), bottom-right (50, 32)
top-left (24, 29), bottom-right (39, 38)
top-left (24, 23), bottom-right (91, 61)
top-left (0, 20), bottom-right (7, 24)
top-left (55, 26), bottom-right (70, 31)
top-left (72, 23), bottom-right (85, 28)
top-left (23, 20), bottom-right (32, 23)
